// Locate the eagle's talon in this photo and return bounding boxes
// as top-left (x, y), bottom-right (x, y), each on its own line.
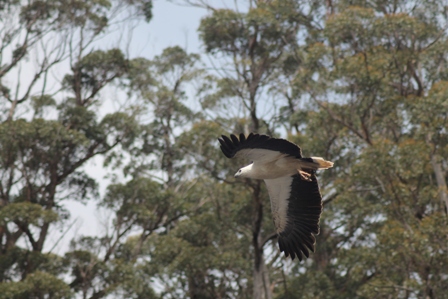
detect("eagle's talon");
top-left (299, 170), bottom-right (312, 181)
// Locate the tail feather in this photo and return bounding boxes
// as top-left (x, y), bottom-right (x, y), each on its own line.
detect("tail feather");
top-left (299, 157), bottom-right (334, 170)
top-left (311, 157), bottom-right (334, 169)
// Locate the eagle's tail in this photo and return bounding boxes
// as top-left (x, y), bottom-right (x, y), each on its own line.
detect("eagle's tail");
top-left (299, 157), bottom-right (334, 170)
top-left (311, 157), bottom-right (334, 169)
top-left (296, 157), bottom-right (333, 181)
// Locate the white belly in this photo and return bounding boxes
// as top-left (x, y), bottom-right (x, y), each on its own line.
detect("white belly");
top-left (249, 157), bottom-right (299, 180)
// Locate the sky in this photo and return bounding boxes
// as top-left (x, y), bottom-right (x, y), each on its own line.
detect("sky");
top-left (129, 1), bottom-right (207, 58)
top-left (51, 0), bottom-right (214, 254)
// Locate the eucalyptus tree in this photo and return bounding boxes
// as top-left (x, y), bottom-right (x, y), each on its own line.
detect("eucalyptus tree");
top-left (276, 1), bottom-right (448, 298)
top-left (165, 0), bottom-right (448, 298)
top-left (0, 1), bottom-right (153, 298)
top-left (193, 1), bottom-right (324, 298)
top-left (2, 0), bottom-right (446, 298)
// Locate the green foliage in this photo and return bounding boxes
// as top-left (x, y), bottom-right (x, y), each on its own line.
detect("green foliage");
top-left (124, 46), bottom-right (203, 181)
top-left (148, 179), bottom-right (255, 299)
top-left (0, 202), bottom-right (58, 226)
top-left (1, 0), bottom-right (448, 298)
top-left (31, 95), bottom-right (56, 116)
top-left (0, 0), bottom-right (153, 297)
top-left (273, 1), bottom-right (448, 298)
top-left (199, 0), bottom-right (307, 57)
top-left (101, 178), bottom-right (174, 227)
top-left (0, 271), bottom-right (72, 299)
top-left (62, 49), bottom-right (129, 106)
top-left (55, 0), bottom-right (112, 32)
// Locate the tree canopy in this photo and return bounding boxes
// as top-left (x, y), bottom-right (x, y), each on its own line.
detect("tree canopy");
top-left (0, 0), bottom-right (447, 298)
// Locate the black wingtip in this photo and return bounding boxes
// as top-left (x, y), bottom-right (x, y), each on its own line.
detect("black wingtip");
top-left (218, 133), bottom-right (247, 159)
top-left (230, 134), bottom-right (240, 146)
top-left (218, 132), bottom-right (302, 159)
top-left (218, 137), bottom-right (232, 158)
top-left (239, 132), bottom-right (246, 143)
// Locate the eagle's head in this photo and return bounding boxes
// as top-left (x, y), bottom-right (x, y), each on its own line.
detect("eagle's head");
top-left (234, 163), bottom-right (253, 178)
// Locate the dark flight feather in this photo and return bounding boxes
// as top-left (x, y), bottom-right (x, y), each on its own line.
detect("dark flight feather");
top-left (218, 133), bottom-right (302, 159)
top-left (277, 173), bottom-right (322, 260)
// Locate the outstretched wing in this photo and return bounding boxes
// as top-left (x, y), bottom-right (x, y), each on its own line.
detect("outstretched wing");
top-left (218, 133), bottom-right (302, 162)
top-left (264, 172), bottom-right (322, 261)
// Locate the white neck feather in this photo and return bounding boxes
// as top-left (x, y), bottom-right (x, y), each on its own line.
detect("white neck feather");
top-left (239, 163), bottom-right (254, 178)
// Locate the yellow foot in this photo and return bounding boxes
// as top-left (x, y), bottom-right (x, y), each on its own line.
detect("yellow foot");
top-left (299, 170), bottom-right (312, 181)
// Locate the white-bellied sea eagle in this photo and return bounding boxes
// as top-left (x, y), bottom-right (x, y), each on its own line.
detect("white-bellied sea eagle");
top-left (218, 133), bottom-right (333, 260)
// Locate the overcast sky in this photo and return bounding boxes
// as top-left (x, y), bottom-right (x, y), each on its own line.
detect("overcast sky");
top-left (132, 1), bottom-right (207, 57)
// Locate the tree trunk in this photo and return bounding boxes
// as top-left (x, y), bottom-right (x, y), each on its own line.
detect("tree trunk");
top-left (253, 252), bottom-right (272, 299)
top-left (426, 133), bottom-right (448, 215)
top-left (429, 155), bottom-right (448, 215)
top-left (252, 181), bottom-right (273, 299)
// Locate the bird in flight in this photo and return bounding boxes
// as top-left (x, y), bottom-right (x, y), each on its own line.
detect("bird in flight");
top-left (218, 133), bottom-right (333, 260)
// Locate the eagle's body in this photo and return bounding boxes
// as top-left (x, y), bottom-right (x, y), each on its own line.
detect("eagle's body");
top-left (218, 133), bottom-right (333, 260)
top-left (236, 151), bottom-right (297, 179)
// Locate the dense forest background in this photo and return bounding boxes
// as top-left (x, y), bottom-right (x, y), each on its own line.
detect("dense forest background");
top-left (1, 0), bottom-right (447, 298)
